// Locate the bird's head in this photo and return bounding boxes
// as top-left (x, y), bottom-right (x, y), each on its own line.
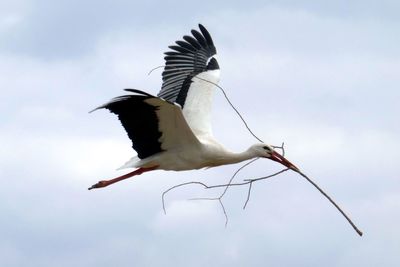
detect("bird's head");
top-left (250, 143), bottom-right (299, 171)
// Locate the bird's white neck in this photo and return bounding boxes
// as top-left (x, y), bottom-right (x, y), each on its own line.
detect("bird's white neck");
top-left (232, 148), bottom-right (259, 163)
top-left (212, 147), bottom-right (257, 167)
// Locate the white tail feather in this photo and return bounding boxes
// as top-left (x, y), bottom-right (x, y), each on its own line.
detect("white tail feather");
top-left (117, 156), bottom-right (140, 170)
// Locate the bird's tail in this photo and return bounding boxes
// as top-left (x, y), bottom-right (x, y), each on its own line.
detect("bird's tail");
top-left (117, 156), bottom-right (140, 170)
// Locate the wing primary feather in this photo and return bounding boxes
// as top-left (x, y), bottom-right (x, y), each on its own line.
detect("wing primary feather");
top-left (123, 88), bottom-right (155, 97)
top-left (182, 35), bottom-right (202, 49)
top-left (191, 29), bottom-right (207, 47)
top-left (199, 24), bottom-right (215, 48)
top-left (168, 45), bottom-right (195, 54)
top-left (175, 40), bottom-right (196, 51)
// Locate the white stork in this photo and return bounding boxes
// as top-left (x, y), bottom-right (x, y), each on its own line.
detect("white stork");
top-left (89, 24), bottom-right (298, 190)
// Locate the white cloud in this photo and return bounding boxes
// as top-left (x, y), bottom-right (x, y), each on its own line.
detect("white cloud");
top-left (0, 13), bottom-right (23, 32)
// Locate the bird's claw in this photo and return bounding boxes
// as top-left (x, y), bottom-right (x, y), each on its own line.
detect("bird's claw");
top-left (88, 181), bottom-right (107, 190)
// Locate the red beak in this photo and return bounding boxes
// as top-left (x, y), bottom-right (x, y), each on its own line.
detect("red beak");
top-left (269, 151), bottom-right (299, 172)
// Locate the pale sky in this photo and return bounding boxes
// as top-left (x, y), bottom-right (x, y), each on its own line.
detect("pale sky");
top-left (1, 0), bottom-right (400, 266)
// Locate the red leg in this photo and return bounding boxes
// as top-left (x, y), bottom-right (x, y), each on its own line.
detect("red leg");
top-left (88, 166), bottom-right (158, 190)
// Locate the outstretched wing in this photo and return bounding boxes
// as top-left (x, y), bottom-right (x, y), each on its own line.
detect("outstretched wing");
top-left (92, 89), bottom-right (200, 159)
top-left (158, 24), bottom-right (220, 138)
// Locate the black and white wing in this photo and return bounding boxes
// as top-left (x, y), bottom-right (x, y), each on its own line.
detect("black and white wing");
top-left (158, 24), bottom-right (220, 138)
top-left (92, 89), bottom-right (200, 159)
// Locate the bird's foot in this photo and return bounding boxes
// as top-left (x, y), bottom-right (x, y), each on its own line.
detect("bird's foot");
top-left (88, 180), bottom-right (109, 190)
top-left (88, 167), bottom-right (158, 191)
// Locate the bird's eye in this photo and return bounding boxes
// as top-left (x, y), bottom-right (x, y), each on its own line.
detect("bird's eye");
top-left (263, 146), bottom-right (270, 151)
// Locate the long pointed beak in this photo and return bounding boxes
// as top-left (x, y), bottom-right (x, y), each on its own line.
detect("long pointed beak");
top-left (268, 151), bottom-right (299, 172)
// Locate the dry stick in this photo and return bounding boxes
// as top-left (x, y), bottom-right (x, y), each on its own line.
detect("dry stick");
top-left (162, 158), bottom-right (258, 226)
top-left (162, 159), bottom-right (363, 236)
top-left (242, 168), bottom-right (363, 236)
top-left (295, 170), bottom-right (363, 236)
top-left (161, 160), bottom-right (256, 215)
top-left (174, 73), bottom-right (362, 235)
top-left (162, 168), bottom-right (288, 216)
top-left (218, 199), bottom-right (229, 227)
top-left (243, 182), bottom-right (253, 210)
top-left (152, 66), bottom-right (363, 236)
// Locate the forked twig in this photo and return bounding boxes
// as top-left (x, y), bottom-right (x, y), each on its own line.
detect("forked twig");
top-left (162, 166), bottom-right (289, 226)
top-left (152, 67), bottom-right (363, 236)
top-left (162, 165), bottom-right (363, 236)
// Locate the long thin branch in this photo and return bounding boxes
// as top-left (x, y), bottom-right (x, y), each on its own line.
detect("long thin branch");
top-left (294, 170), bottom-right (363, 236)
top-left (162, 167), bottom-right (363, 236)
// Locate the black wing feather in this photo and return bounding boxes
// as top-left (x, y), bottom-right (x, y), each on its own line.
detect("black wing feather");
top-left (199, 24), bottom-right (215, 49)
top-left (183, 35), bottom-right (202, 49)
top-left (175, 40), bottom-right (196, 52)
top-left (95, 90), bottom-right (164, 159)
top-left (158, 24), bottom-right (218, 107)
top-left (191, 29), bottom-right (208, 48)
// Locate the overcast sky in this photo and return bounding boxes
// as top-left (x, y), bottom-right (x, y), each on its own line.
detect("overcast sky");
top-left (1, 0), bottom-right (400, 266)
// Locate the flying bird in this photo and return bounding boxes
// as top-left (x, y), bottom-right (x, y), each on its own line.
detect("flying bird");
top-left (89, 24), bottom-right (298, 190)
top-left (88, 24), bottom-right (364, 237)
